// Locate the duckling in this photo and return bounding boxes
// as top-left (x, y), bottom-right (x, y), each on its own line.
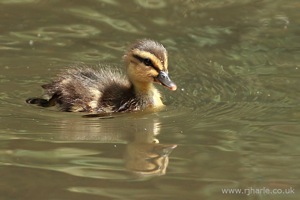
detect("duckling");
top-left (26, 39), bottom-right (177, 113)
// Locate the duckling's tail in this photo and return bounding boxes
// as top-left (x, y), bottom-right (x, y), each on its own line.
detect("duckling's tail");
top-left (26, 94), bottom-right (58, 107)
top-left (26, 98), bottom-right (50, 107)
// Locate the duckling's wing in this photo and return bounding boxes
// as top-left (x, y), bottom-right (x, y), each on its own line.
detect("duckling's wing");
top-left (43, 66), bottom-right (130, 112)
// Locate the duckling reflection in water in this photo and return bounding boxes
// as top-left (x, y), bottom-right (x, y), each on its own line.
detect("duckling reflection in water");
top-left (26, 39), bottom-right (177, 113)
top-left (125, 141), bottom-right (177, 177)
top-left (55, 116), bottom-right (177, 177)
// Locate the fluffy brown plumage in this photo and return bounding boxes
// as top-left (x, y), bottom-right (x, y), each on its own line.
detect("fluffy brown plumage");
top-left (26, 39), bottom-right (177, 113)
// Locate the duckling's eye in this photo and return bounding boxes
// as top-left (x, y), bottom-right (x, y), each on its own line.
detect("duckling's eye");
top-left (143, 58), bottom-right (153, 67)
top-left (133, 54), bottom-right (154, 67)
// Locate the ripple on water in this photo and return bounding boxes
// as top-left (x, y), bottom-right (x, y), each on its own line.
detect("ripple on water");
top-left (0, 0), bottom-right (39, 4)
top-left (37, 24), bottom-right (101, 38)
top-left (169, 53), bottom-right (298, 114)
top-left (8, 24), bottom-right (101, 45)
top-left (0, 142), bottom-right (130, 179)
top-left (135, 0), bottom-right (166, 9)
top-left (69, 7), bottom-right (140, 33)
top-left (0, 25), bottom-right (102, 55)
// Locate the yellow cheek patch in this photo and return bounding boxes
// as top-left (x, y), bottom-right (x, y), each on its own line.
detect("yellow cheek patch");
top-left (148, 68), bottom-right (159, 77)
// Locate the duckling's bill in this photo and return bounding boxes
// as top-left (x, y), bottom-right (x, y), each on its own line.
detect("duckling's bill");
top-left (155, 71), bottom-right (177, 91)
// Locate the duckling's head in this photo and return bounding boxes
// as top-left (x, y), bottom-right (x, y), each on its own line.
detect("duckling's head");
top-left (123, 39), bottom-right (177, 92)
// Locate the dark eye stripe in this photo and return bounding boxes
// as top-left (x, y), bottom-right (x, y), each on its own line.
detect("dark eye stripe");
top-left (133, 54), bottom-right (156, 68)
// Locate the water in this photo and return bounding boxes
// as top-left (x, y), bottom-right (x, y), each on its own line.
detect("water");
top-left (0, 0), bottom-right (299, 199)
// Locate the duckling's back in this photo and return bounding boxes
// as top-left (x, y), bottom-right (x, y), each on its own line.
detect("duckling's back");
top-left (38, 67), bottom-right (135, 112)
